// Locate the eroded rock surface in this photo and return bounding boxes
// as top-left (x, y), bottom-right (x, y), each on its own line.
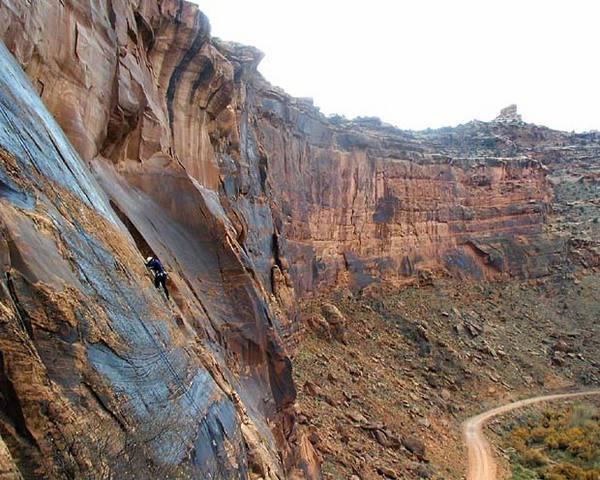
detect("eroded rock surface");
top-left (0, 0), bottom-right (599, 478)
top-left (0, 39), bottom-right (303, 478)
top-left (0, 5), bottom-right (311, 478)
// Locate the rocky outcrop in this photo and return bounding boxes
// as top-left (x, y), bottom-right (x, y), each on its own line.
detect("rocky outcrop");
top-left (0, 0), bottom-right (599, 478)
top-left (495, 104), bottom-right (522, 123)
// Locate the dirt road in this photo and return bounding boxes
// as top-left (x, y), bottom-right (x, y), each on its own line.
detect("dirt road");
top-left (463, 389), bottom-right (600, 480)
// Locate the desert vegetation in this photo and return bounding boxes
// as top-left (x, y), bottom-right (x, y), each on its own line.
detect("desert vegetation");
top-left (504, 403), bottom-right (600, 480)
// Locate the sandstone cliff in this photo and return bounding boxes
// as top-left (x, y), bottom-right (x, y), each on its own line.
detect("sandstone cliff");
top-left (0, 1), bottom-right (310, 478)
top-left (0, 0), bottom-right (598, 478)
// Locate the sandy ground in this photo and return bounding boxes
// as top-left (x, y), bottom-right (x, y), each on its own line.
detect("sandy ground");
top-left (463, 390), bottom-right (600, 480)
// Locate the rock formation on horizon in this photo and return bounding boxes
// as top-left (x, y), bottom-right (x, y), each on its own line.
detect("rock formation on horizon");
top-left (0, 1), bottom-right (598, 478)
top-left (495, 104), bottom-right (523, 122)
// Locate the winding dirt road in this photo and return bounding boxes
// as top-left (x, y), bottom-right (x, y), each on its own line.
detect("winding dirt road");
top-left (463, 389), bottom-right (600, 480)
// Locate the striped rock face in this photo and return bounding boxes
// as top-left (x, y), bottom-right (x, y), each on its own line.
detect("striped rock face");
top-left (0, 1), bottom-right (599, 479)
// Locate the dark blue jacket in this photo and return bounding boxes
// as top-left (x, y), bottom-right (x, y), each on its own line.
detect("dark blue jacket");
top-left (146, 257), bottom-right (165, 275)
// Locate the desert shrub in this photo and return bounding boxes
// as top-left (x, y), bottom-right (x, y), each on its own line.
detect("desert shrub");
top-left (531, 426), bottom-right (550, 442)
top-left (512, 426), bottom-right (532, 443)
top-left (544, 474), bottom-right (568, 480)
top-left (522, 448), bottom-right (548, 468)
top-left (566, 440), bottom-right (596, 462)
top-left (544, 433), bottom-right (561, 449)
top-left (505, 403), bottom-right (600, 480)
top-left (545, 463), bottom-right (586, 479)
top-left (512, 464), bottom-right (542, 480)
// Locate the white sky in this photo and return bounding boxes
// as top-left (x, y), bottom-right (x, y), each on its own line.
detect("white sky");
top-left (193, 0), bottom-right (599, 132)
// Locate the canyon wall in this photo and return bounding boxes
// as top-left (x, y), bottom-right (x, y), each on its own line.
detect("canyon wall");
top-left (0, 0), bottom-right (598, 478)
top-left (250, 91), bottom-right (559, 294)
top-left (0, 1), bottom-right (312, 478)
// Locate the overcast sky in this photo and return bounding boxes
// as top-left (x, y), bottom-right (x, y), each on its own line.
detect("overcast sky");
top-left (193, 0), bottom-right (599, 132)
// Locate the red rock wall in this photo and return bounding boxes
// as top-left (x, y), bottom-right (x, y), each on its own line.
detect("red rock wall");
top-left (0, 0), bottom-right (594, 477)
top-left (0, 0), bottom-right (566, 297)
top-left (241, 85), bottom-right (564, 295)
top-left (0, 1), bottom-right (315, 478)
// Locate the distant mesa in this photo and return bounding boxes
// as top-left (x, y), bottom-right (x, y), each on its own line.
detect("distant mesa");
top-left (495, 104), bottom-right (523, 123)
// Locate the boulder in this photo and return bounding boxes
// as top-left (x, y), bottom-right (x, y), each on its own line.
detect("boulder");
top-left (321, 303), bottom-right (348, 344)
top-left (402, 436), bottom-right (427, 460)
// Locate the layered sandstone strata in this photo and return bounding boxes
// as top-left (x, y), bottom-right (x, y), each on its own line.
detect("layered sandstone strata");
top-left (0, 0), bottom-right (599, 478)
top-left (244, 81), bottom-right (570, 293)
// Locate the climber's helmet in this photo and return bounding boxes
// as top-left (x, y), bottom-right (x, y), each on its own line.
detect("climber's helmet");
top-left (146, 256), bottom-right (153, 264)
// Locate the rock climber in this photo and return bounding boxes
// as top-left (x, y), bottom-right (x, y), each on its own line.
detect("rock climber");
top-left (145, 255), bottom-right (169, 299)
